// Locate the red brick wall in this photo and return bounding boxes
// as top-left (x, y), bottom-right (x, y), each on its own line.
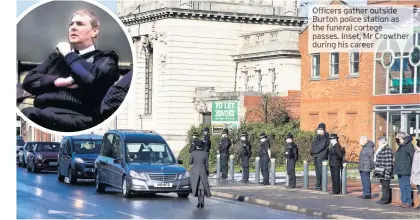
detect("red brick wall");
top-left (244, 91), bottom-right (301, 123)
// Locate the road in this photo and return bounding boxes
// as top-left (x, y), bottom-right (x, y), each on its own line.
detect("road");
top-left (17, 167), bottom-right (313, 219)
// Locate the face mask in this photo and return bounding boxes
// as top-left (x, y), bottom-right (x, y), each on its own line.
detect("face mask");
top-left (330, 139), bottom-right (337, 145)
top-left (203, 132), bottom-right (208, 136)
top-left (192, 136), bottom-right (197, 139)
top-left (286, 138), bottom-right (292, 143)
top-left (316, 130), bottom-right (323, 135)
top-left (240, 136), bottom-right (246, 141)
top-left (260, 138), bottom-right (266, 142)
top-left (222, 134), bottom-right (227, 138)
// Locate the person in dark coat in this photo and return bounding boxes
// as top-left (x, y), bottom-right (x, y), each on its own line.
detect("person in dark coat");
top-left (202, 127), bottom-right (211, 153)
top-left (259, 132), bottom-right (271, 185)
top-left (100, 70), bottom-right (132, 120)
top-left (239, 131), bottom-right (252, 183)
top-left (310, 123), bottom-right (329, 190)
top-left (285, 133), bottom-right (298, 188)
top-left (357, 136), bottom-right (375, 199)
top-left (21, 10), bottom-right (120, 132)
top-left (218, 128), bottom-right (231, 180)
top-left (394, 132), bottom-right (415, 208)
top-left (373, 136), bottom-right (394, 204)
top-left (189, 142), bottom-right (211, 208)
top-left (328, 134), bottom-right (344, 194)
top-left (189, 132), bottom-right (202, 153)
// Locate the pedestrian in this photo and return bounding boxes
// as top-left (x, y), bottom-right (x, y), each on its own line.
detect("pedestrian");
top-left (218, 128), bottom-right (231, 180)
top-left (410, 139), bottom-right (420, 209)
top-left (357, 136), bottom-right (375, 199)
top-left (310, 123), bottom-right (329, 190)
top-left (394, 131), bottom-right (415, 208)
top-left (202, 127), bottom-right (211, 153)
top-left (21, 10), bottom-right (120, 132)
top-left (328, 134), bottom-right (344, 194)
top-left (373, 136), bottom-right (394, 205)
top-left (239, 131), bottom-right (252, 183)
top-left (189, 132), bottom-right (201, 153)
top-left (189, 141), bottom-right (211, 208)
top-left (285, 133), bottom-right (298, 188)
top-left (258, 132), bottom-right (271, 185)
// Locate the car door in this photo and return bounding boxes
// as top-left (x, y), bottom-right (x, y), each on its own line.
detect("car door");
top-left (24, 143), bottom-right (33, 164)
top-left (27, 144), bottom-right (37, 168)
top-left (97, 133), bottom-right (114, 186)
top-left (62, 139), bottom-right (72, 176)
top-left (110, 135), bottom-right (125, 188)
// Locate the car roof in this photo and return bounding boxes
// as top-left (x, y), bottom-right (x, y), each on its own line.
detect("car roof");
top-left (107, 130), bottom-right (165, 143)
top-left (64, 134), bottom-right (103, 140)
top-left (26, 141), bottom-right (60, 144)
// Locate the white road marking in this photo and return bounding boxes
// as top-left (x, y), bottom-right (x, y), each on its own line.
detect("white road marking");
top-left (48, 209), bottom-right (96, 217)
top-left (68, 197), bottom-right (99, 207)
top-left (116, 211), bottom-right (144, 219)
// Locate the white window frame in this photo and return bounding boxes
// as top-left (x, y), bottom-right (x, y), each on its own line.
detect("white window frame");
top-left (330, 52), bottom-right (339, 77)
top-left (270, 68), bottom-right (276, 92)
top-left (311, 53), bottom-right (320, 79)
top-left (349, 50), bottom-right (360, 76)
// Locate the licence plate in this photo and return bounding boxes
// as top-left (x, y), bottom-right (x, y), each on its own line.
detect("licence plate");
top-left (49, 162), bottom-right (57, 166)
top-left (154, 182), bottom-right (172, 187)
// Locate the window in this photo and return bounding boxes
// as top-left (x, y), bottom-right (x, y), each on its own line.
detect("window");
top-left (112, 135), bottom-right (122, 159)
top-left (73, 139), bottom-right (102, 154)
top-left (330, 52), bottom-right (339, 77)
top-left (349, 51), bottom-right (359, 75)
top-left (202, 113), bottom-right (211, 125)
top-left (35, 143), bottom-right (60, 153)
top-left (125, 142), bottom-right (175, 164)
top-left (269, 68), bottom-right (276, 92)
top-left (144, 40), bottom-right (153, 115)
top-left (242, 71), bottom-right (248, 90)
top-left (256, 70), bottom-right (262, 92)
top-left (101, 134), bottom-right (115, 158)
top-left (16, 127), bottom-right (21, 136)
top-left (311, 53), bottom-right (320, 78)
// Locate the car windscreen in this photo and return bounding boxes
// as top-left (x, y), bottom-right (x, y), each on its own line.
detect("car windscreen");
top-left (36, 143), bottom-right (59, 152)
top-left (17, 138), bottom-right (25, 146)
top-left (125, 142), bottom-right (175, 164)
top-left (73, 140), bottom-right (102, 154)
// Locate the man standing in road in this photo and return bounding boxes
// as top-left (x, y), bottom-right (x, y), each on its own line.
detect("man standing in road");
top-left (310, 123), bottom-right (329, 190)
top-left (357, 136), bottom-right (375, 199)
top-left (259, 132), bottom-right (271, 185)
top-left (218, 128), bottom-right (231, 180)
top-left (239, 131), bottom-right (252, 183)
top-left (285, 133), bottom-right (298, 188)
top-left (21, 10), bottom-right (120, 132)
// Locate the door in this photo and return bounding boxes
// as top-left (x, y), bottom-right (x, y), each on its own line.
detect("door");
top-left (110, 135), bottom-right (124, 188)
top-left (402, 111), bottom-right (420, 142)
top-left (98, 134), bottom-right (114, 186)
top-left (61, 139), bottom-right (72, 176)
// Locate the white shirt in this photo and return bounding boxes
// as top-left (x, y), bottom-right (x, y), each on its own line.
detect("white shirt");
top-left (73, 44), bottom-right (95, 55)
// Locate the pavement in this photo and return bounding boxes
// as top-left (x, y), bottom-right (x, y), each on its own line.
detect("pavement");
top-left (208, 176), bottom-right (420, 219)
top-left (16, 167), bottom-right (311, 219)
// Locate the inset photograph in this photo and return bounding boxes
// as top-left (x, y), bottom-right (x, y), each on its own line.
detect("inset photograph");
top-left (16, 0), bottom-right (134, 133)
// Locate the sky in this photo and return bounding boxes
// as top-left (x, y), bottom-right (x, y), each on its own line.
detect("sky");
top-left (17, 0), bottom-right (117, 17)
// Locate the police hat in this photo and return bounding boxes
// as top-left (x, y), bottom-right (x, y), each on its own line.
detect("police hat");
top-left (259, 132), bottom-right (267, 139)
top-left (285, 133), bottom-right (294, 139)
top-left (241, 131), bottom-right (248, 137)
top-left (222, 128), bottom-right (229, 134)
top-left (203, 127), bottom-right (209, 132)
top-left (328, 133), bottom-right (339, 139)
top-left (192, 132), bottom-right (198, 136)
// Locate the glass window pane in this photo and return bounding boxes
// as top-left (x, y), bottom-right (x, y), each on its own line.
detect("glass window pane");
top-left (388, 113), bottom-right (401, 152)
top-left (403, 58), bottom-right (415, 94)
top-left (374, 112), bottom-right (387, 148)
top-left (389, 58), bottom-right (401, 94)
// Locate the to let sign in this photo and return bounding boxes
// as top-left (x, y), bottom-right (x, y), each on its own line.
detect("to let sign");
top-left (211, 101), bottom-right (238, 122)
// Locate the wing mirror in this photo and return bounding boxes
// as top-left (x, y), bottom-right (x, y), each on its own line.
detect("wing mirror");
top-left (177, 159), bottom-right (183, 165)
top-left (114, 158), bottom-right (123, 164)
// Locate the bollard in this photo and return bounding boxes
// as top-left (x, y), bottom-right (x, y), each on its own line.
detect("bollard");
top-left (229, 155), bottom-right (234, 181)
top-left (342, 163), bottom-right (347, 195)
top-left (322, 160), bottom-right (328, 192)
top-left (303, 160), bottom-right (309, 190)
top-left (255, 157), bottom-right (260, 184)
top-left (216, 154), bottom-right (220, 178)
top-left (270, 158), bottom-right (276, 185)
top-left (285, 158), bottom-right (289, 187)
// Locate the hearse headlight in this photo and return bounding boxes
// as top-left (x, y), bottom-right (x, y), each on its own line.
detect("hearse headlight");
top-left (130, 170), bottom-right (147, 179)
top-left (75, 157), bottom-right (84, 163)
top-left (36, 154), bottom-right (42, 160)
top-left (179, 171), bottom-right (190, 179)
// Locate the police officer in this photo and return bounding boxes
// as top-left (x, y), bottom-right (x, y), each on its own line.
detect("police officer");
top-left (310, 123), bottom-right (329, 190)
top-left (285, 133), bottom-right (299, 188)
top-left (328, 133), bottom-right (344, 194)
top-left (258, 132), bottom-right (271, 185)
top-left (202, 127), bottom-right (211, 154)
top-left (189, 132), bottom-right (202, 153)
top-left (218, 128), bottom-right (231, 180)
top-left (239, 131), bottom-right (252, 183)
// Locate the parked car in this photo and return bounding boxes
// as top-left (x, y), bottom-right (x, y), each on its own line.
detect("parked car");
top-left (26, 142), bottom-right (60, 173)
top-left (95, 130), bottom-right (191, 198)
top-left (16, 136), bottom-right (25, 161)
top-left (17, 142), bottom-right (36, 167)
top-left (57, 134), bottom-right (103, 184)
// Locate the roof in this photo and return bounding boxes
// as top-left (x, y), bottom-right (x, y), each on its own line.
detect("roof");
top-left (300, 0), bottom-right (349, 33)
top-left (64, 134), bottom-right (103, 140)
top-left (107, 130), bottom-right (166, 143)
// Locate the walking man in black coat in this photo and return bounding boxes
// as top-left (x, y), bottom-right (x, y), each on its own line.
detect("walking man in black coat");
top-left (218, 128), bottom-right (231, 180)
top-left (259, 132), bottom-right (271, 185)
top-left (310, 123), bottom-right (329, 190)
top-left (328, 134), bottom-right (344, 194)
top-left (285, 133), bottom-right (298, 188)
top-left (21, 10), bottom-right (119, 132)
top-left (189, 142), bottom-right (211, 208)
top-left (239, 131), bottom-right (252, 183)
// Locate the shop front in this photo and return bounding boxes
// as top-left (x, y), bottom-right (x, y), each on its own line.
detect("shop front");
top-left (374, 104), bottom-right (420, 151)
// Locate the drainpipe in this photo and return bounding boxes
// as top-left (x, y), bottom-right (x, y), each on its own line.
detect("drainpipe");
top-left (234, 62), bottom-right (239, 92)
top-left (139, 115), bottom-right (143, 130)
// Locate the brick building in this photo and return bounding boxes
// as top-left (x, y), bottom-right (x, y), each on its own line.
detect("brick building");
top-left (300, 0), bottom-right (420, 157)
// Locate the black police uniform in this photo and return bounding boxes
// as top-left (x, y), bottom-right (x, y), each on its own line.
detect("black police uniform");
top-left (285, 134), bottom-right (299, 188)
top-left (328, 134), bottom-right (344, 194)
top-left (310, 123), bottom-right (329, 189)
top-left (189, 132), bottom-right (202, 153)
top-left (240, 133), bottom-right (252, 182)
top-left (202, 128), bottom-right (211, 153)
top-left (259, 133), bottom-right (270, 185)
top-left (219, 129), bottom-right (231, 179)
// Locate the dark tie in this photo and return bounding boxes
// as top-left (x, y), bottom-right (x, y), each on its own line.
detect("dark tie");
top-left (75, 50), bottom-right (79, 54)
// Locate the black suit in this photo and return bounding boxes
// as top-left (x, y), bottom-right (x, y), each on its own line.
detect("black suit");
top-left (328, 142), bottom-right (344, 194)
top-left (311, 133), bottom-right (329, 188)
